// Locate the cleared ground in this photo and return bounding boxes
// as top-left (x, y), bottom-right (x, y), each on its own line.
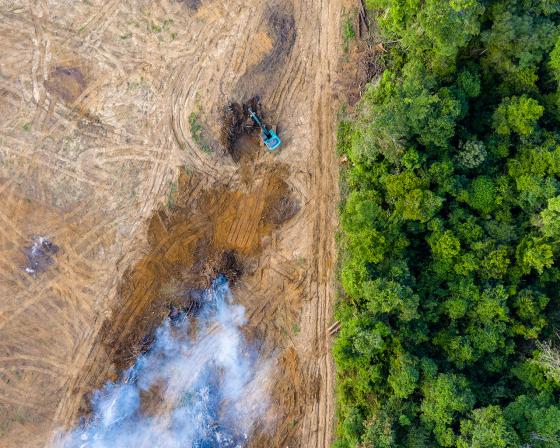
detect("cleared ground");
top-left (0, 0), bottom-right (348, 446)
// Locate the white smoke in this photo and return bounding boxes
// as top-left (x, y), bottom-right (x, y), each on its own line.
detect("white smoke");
top-left (56, 276), bottom-right (271, 448)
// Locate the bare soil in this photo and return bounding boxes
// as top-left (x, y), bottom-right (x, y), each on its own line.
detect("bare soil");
top-left (0, 0), bottom-right (353, 446)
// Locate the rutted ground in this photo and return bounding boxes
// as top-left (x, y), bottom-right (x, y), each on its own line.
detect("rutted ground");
top-left (0, 0), bottom-right (347, 446)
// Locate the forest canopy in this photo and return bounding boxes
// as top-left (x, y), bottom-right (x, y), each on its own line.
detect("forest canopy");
top-left (334, 1), bottom-right (560, 447)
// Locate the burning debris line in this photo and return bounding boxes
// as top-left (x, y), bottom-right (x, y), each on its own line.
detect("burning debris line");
top-left (57, 275), bottom-right (271, 448)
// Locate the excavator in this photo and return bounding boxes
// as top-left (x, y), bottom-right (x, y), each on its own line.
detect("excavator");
top-left (248, 107), bottom-right (282, 151)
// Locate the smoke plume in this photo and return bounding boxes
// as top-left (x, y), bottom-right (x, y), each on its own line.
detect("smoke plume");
top-left (57, 275), bottom-right (270, 448)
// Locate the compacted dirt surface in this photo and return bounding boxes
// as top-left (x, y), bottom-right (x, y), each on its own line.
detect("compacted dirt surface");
top-left (0, 0), bottom-right (350, 446)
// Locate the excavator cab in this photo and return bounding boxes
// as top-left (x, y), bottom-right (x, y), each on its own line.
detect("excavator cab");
top-left (248, 108), bottom-right (282, 151)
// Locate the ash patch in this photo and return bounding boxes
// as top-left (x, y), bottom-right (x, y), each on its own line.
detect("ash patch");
top-left (168, 252), bottom-right (244, 325)
top-left (199, 249), bottom-right (244, 287)
top-left (235, 3), bottom-right (296, 98)
top-left (217, 250), bottom-right (244, 284)
top-left (262, 177), bottom-right (300, 225)
top-left (45, 67), bottom-right (86, 103)
top-left (258, 7), bottom-right (297, 72)
top-left (177, 0), bottom-right (201, 10)
top-left (263, 195), bottom-right (300, 225)
top-left (24, 236), bottom-right (59, 275)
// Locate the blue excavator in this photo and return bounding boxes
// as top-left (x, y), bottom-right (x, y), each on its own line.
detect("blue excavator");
top-left (248, 107), bottom-right (282, 151)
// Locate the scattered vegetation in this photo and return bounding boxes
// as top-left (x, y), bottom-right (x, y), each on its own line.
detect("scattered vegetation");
top-left (342, 13), bottom-right (356, 53)
top-left (126, 76), bottom-right (147, 92)
top-left (188, 112), bottom-right (204, 142)
top-left (149, 22), bottom-right (162, 33)
top-left (145, 18), bottom-right (175, 42)
top-left (167, 181), bottom-right (177, 210)
top-left (334, 1), bottom-right (560, 447)
top-left (189, 111), bottom-right (212, 154)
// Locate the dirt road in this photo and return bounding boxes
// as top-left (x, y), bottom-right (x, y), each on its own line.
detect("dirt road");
top-left (0, 0), bottom-right (346, 446)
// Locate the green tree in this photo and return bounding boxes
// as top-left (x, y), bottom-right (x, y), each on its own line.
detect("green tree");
top-left (388, 352), bottom-right (420, 398)
top-left (456, 139), bottom-right (487, 169)
top-left (511, 289), bottom-right (550, 339)
top-left (540, 195), bottom-right (560, 238)
top-left (334, 1), bottom-right (560, 446)
top-left (398, 189), bottom-right (443, 223)
top-left (466, 176), bottom-right (497, 215)
top-left (429, 230), bottom-right (461, 259)
top-left (457, 69), bottom-right (481, 98)
top-left (458, 406), bottom-right (519, 448)
top-left (517, 237), bottom-right (554, 274)
top-left (481, 5), bottom-right (556, 92)
top-left (493, 96), bottom-right (544, 136)
top-left (480, 247), bottom-right (510, 279)
top-left (421, 374), bottom-right (475, 446)
top-left (339, 407), bottom-right (366, 445)
top-left (549, 38), bottom-right (560, 82)
top-left (363, 279), bottom-right (419, 321)
top-left (505, 394), bottom-right (560, 446)
top-left (414, 0), bottom-right (485, 75)
top-left (362, 411), bottom-right (397, 448)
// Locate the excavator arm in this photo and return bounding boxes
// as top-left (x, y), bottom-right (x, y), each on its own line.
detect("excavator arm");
top-left (248, 108), bottom-right (282, 151)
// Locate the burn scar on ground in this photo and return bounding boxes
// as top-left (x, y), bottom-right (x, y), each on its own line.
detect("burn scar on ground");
top-left (24, 236), bottom-right (59, 275)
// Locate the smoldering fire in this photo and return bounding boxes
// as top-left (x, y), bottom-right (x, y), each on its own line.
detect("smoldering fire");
top-left (57, 276), bottom-right (271, 448)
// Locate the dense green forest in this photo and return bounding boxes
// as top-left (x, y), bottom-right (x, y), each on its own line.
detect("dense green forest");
top-left (334, 1), bottom-right (560, 447)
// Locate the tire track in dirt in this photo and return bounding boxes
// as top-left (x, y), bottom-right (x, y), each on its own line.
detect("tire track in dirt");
top-left (288, 0), bottom-right (346, 445)
top-left (0, 0), bottom-right (348, 446)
